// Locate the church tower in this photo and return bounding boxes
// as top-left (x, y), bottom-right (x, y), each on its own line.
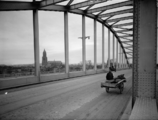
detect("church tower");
top-left (42, 49), bottom-right (48, 66)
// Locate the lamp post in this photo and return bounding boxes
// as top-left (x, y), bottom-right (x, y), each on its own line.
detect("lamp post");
top-left (78, 36), bottom-right (90, 71)
top-left (78, 36), bottom-right (90, 40)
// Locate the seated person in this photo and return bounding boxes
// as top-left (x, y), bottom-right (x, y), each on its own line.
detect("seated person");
top-left (106, 68), bottom-right (115, 83)
top-left (106, 69), bottom-right (125, 83)
top-left (110, 65), bottom-right (116, 72)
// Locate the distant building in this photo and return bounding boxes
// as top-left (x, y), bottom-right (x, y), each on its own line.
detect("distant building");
top-left (47, 61), bottom-right (62, 67)
top-left (42, 49), bottom-right (48, 66)
top-left (42, 49), bottom-right (62, 67)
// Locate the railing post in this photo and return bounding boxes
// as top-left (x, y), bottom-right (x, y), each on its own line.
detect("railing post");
top-left (102, 24), bottom-right (105, 70)
top-left (116, 39), bottom-right (118, 69)
top-left (64, 12), bottom-right (69, 74)
top-left (108, 29), bottom-right (110, 68)
top-left (82, 15), bottom-right (86, 72)
top-left (33, 5), bottom-right (40, 80)
top-left (94, 19), bottom-right (97, 71)
top-left (123, 53), bottom-right (124, 68)
top-left (119, 45), bottom-right (121, 69)
top-left (113, 34), bottom-right (115, 67)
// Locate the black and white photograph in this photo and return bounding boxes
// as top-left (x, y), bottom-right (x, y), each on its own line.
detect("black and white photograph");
top-left (0, 0), bottom-right (158, 120)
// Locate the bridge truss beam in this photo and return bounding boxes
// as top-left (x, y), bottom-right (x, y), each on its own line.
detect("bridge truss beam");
top-left (116, 28), bottom-right (133, 33)
top-left (107, 16), bottom-right (133, 23)
top-left (70, 0), bottom-right (108, 10)
top-left (87, 1), bottom-right (133, 14)
top-left (40, 0), bottom-right (66, 7)
top-left (113, 22), bottom-right (133, 28)
top-left (0, 1), bottom-right (38, 11)
top-left (99, 9), bottom-right (133, 18)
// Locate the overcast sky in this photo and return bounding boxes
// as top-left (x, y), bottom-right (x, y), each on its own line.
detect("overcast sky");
top-left (0, 11), bottom-right (112, 65)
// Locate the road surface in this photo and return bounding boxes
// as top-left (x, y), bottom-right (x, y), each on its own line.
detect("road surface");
top-left (0, 69), bottom-right (132, 120)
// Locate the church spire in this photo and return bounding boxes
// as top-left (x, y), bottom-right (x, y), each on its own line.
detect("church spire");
top-left (42, 49), bottom-right (48, 66)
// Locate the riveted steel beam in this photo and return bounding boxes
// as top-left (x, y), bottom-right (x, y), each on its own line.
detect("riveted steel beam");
top-left (70, 0), bottom-right (108, 10)
top-left (86, 4), bottom-right (94, 11)
top-left (104, 15), bottom-right (114, 21)
top-left (40, 0), bottom-right (67, 7)
top-left (113, 22), bottom-right (133, 28)
top-left (127, 54), bottom-right (133, 57)
top-left (107, 16), bottom-right (133, 23)
top-left (125, 48), bottom-right (133, 51)
top-left (100, 9), bottom-right (133, 18)
top-left (116, 28), bottom-right (133, 33)
top-left (126, 52), bottom-right (133, 55)
top-left (122, 42), bottom-right (132, 46)
top-left (88, 1), bottom-right (133, 14)
top-left (0, 1), bottom-right (38, 11)
top-left (124, 45), bottom-right (133, 48)
top-left (67, 0), bottom-right (74, 6)
top-left (40, 4), bottom-right (68, 11)
top-left (126, 52), bottom-right (133, 53)
top-left (110, 20), bottom-right (120, 26)
top-left (121, 41), bottom-right (133, 43)
top-left (120, 32), bottom-right (133, 36)
top-left (126, 53), bottom-right (133, 56)
top-left (132, 0), bottom-right (157, 107)
top-left (119, 34), bottom-right (133, 38)
top-left (121, 37), bottom-right (133, 41)
top-left (97, 10), bottom-right (106, 16)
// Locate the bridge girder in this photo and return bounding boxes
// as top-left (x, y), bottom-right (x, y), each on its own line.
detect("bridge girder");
top-left (119, 34), bottom-right (133, 38)
top-left (99, 9), bottom-right (133, 18)
top-left (126, 52), bottom-right (133, 53)
top-left (120, 32), bottom-right (133, 35)
top-left (67, 0), bottom-right (74, 6)
top-left (113, 22), bottom-right (133, 28)
top-left (127, 57), bottom-right (132, 59)
top-left (87, 1), bottom-right (133, 14)
top-left (124, 45), bottom-right (133, 48)
top-left (70, 0), bottom-right (108, 10)
top-left (125, 47), bottom-right (133, 51)
top-left (121, 41), bottom-right (133, 43)
top-left (0, 1), bottom-right (37, 11)
top-left (116, 28), bottom-right (133, 33)
top-left (122, 42), bottom-right (132, 46)
top-left (126, 54), bottom-right (133, 56)
top-left (40, 0), bottom-right (66, 7)
top-left (107, 16), bottom-right (133, 23)
top-left (121, 37), bottom-right (133, 41)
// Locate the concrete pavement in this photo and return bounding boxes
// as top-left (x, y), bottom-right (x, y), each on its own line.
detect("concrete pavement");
top-left (0, 69), bottom-right (132, 120)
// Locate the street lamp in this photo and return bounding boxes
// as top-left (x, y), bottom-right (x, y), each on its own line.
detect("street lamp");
top-left (78, 36), bottom-right (90, 40)
top-left (78, 36), bottom-right (90, 71)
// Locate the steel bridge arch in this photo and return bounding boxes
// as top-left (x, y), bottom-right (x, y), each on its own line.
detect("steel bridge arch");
top-left (0, 0), bottom-right (133, 66)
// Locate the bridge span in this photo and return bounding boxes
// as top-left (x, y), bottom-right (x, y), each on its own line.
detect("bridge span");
top-left (0, 69), bottom-right (132, 120)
